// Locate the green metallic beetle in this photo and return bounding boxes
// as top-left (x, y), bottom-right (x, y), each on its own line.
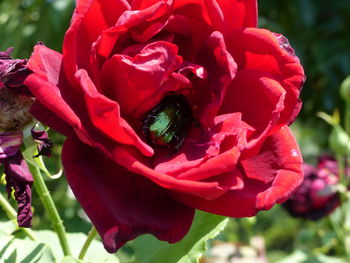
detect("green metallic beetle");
top-left (142, 94), bottom-right (194, 151)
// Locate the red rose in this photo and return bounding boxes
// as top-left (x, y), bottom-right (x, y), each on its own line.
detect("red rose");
top-left (25, 0), bottom-right (305, 252)
top-left (284, 156), bottom-right (340, 220)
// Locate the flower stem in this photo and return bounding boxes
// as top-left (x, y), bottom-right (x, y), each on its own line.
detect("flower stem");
top-left (28, 164), bottom-right (72, 256)
top-left (0, 192), bottom-right (37, 241)
top-left (78, 226), bottom-right (97, 260)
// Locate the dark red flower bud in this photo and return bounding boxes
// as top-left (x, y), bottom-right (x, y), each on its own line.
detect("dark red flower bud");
top-left (283, 156), bottom-right (339, 220)
top-left (0, 48), bottom-right (32, 94)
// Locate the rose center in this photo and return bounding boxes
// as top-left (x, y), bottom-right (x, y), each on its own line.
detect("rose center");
top-left (142, 94), bottom-right (193, 151)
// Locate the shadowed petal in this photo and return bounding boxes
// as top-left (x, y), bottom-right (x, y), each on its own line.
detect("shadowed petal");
top-left (185, 31), bottom-right (236, 127)
top-left (31, 128), bottom-right (53, 157)
top-left (0, 132), bottom-right (22, 159)
top-left (62, 134), bottom-right (195, 253)
top-left (4, 151), bottom-right (33, 227)
top-left (76, 69), bottom-right (153, 156)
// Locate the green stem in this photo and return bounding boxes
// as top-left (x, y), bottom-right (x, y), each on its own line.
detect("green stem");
top-left (344, 103), bottom-right (350, 136)
top-left (78, 226), bottom-right (97, 260)
top-left (0, 192), bottom-right (37, 241)
top-left (28, 164), bottom-right (71, 256)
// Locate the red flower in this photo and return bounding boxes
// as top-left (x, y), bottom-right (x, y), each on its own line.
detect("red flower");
top-left (283, 156), bottom-right (340, 220)
top-left (25, 0), bottom-right (305, 252)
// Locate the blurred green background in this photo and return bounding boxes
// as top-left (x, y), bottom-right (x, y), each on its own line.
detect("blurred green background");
top-left (0, 0), bottom-right (349, 262)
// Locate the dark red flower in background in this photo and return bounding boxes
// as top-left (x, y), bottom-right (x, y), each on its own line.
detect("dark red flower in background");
top-left (283, 156), bottom-right (340, 220)
top-left (25, 0), bottom-right (305, 252)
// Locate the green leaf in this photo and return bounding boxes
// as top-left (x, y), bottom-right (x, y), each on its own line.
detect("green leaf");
top-left (0, 221), bottom-right (18, 236)
top-left (317, 112), bottom-right (350, 154)
top-left (61, 256), bottom-right (119, 263)
top-left (276, 250), bottom-right (346, 263)
top-left (0, 232), bottom-right (56, 263)
top-left (61, 256), bottom-right (85, 263)
top-left (35, 231), bottom-right (120, 263)
top-left (0, 222), bottom-right (119, 263)
top-left (4, 249), bottom-right (17, 263)
top-left (132, 211), bottom-right (228, 263)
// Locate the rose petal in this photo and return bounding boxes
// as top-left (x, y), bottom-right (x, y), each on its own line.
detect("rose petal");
top-left (30, 101), bottom-right (72, 136)
top-left (240, 126), bottom-right (302, 184)
top-left (75, 69), bottom-right (153, 156)
top-left (62, 134), bottom-right (194, 253)
top-left (226, 28), bottom-right (305, 126)
top-left (111, 144), bottom-right (229, 200)
top-left (0, 48), bottom-right (31, 91)
top-left (171, 126), bottom-right (303, 217)
top-left (215, 0), bottom-right (257, 33)
top-left (154, 113), bottom-right (251, 180)
top-left (125, 0), bottom-right (174, 43)
top-left (27, 49), bottom-right (110, 154)
top-left (172, 0), bottom-right (219, 53)
top-left (25, 45), bottom-right (81, 135)
top-left (171, 168), bottom-right (259, 217)
top-left (221, 70), bottom-right (285, 131)
top-left (94, 0), bottom-right (173, 65)
top-left (31, 128), bottom-right (53, 157)
top-left (27, 45), bottom-right (150, 157)
top-left (187, 31), bottom-right (236, 127)
top-left (26, 46), bottom-right (109, 156)
top-left (175, 0), bottom-right (224, 31)
top-left (0, 48), bottom-right (13, 59)
top-left (170, 0), bottom-right (257, 50)
top-left (63, 0), bottom-right (130, 78)
top-left (220, 69), bottom-right (287, 158)
top-left (0, 132), bottom-right (22, 159)
top-left (99, 41), bottom-right (182, 117)
top-left (3, 151), bottom-right (33, 227)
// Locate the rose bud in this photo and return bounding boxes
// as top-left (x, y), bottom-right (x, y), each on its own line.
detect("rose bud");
top-left (25, 0), bottom-right (305, 252)
top-left (283, 156), bottom-right (340, 220)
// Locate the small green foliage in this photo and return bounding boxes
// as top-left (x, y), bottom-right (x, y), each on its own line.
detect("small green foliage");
top-left (132, 211), bottom-right (228, 263)
top-left (0, 223), bottom-right (120, 263)
top-left (0, 231), bottom-right (56, 263)
top-left (276, 250), bottom-right (346, 263)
